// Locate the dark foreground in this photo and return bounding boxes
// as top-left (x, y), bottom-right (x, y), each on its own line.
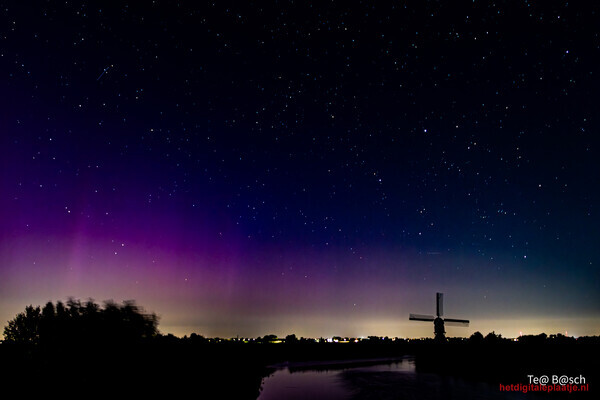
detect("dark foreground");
top-left (1, 335), bottom-right (597, 398)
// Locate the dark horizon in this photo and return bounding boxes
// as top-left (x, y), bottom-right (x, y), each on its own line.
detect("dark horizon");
top-left (1, 2), bottom-right (599, 339)
top-left (4, 297), bottom-right (594, 342)
top-left (2, 296), bottom-right (594, 341)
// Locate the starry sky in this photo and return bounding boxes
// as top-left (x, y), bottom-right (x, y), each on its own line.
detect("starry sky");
top-left (1, 1), bottom-right (599, 339)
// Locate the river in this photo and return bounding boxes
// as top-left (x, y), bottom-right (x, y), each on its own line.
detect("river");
top-left (257, 357), bottom-right (536, 400)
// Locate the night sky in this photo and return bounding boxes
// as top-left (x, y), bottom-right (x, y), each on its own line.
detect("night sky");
top-left (1, 1), bottom-right (599, 339)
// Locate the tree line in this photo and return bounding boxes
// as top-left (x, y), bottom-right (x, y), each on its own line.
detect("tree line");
top-left (3, 298), bottom-right (158, 345)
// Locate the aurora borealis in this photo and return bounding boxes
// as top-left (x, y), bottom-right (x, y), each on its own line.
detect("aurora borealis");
top-left (1, 1), bottom-right (599, 338)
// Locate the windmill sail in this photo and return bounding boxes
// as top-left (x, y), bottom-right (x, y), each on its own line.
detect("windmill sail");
top-left (409, 313), bottom-right (435, 321)
top-left (444, 318), bottom-right (470, 326)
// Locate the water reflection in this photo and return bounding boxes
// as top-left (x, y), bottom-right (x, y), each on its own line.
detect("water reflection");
top-left (258, 368), bottom-right (349, 400)
top-left (258, 358), bottom-right (412, 400)
top-left (258, 357), bottom-right (536, 400)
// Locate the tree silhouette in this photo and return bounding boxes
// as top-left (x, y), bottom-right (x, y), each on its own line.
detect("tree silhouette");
top-left (285, 334), bottom-right (298, 343)
top-left (469, 331), bottom-right (484, 344)
top-left (3, 298), bottom-right (158, 345)
top-left (3, 305), bottom-right (41, 343)
top-left (484, 331), bottom-right (503, 344)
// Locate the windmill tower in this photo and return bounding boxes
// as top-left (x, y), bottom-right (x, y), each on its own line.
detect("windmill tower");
top-left (409, 292), bottom-right (469, 340)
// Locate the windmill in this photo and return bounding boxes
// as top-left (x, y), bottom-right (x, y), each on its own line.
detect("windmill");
top-left (409, 292), bottom-right (469, 340)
